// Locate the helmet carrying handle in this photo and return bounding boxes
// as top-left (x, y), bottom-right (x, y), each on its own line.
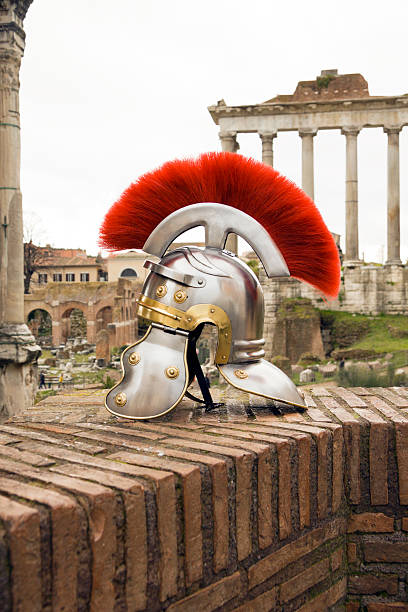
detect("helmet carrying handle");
top-left (143, 203), bottom-right (290, 278)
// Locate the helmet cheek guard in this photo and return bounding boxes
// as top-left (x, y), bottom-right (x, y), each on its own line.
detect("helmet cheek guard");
top-left (101, 153), bottom-right (341, 419)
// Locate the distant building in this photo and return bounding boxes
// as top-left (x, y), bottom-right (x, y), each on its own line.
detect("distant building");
top-left (32, 246), bottom-right (107, 287)
top-left (105, 251), bottom-right (148, 283)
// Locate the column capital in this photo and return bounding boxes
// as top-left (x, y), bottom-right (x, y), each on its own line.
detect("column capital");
top-left (341, 126), bottom-right (361, 137)
top-left (259, 131), bottom-right (277, 142)
top-left (384, 125), bottom-right (402, 135)
top-left (298, 128), bottom-right (317, 138)
top-left (219, 130), bottom-right (237, 139)
top-left (219, 130), bottom-right (239, 152)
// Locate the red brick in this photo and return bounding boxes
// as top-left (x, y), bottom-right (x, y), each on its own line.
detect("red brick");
top-left (0, 424), bottom-right (106, 454)
top-left (109, 451), bottom-right (202, 586)
top-left (370, 422), bottom-right (389, 505)
top-left (366, 604), bottom-right (408, 611)
top-left (0, 476), bottom-right (80, 611)
top-left (376, 388), bottom-right (408, 407)
top-left (0, 456), bottom-right (117, 609)
top-left (296, 434), bottom-right (311, 528)
top-left (76, 422), bottom-right (166, 440)
top-left (167, 571), bottom-right (242, 612)
top-left (207, 423), bottom-right (312, 527)
top-left (280, 557), bottom-right (330, 603)
top-left (316, 429), bottom-right (329, 519)
top-left (21, 423), bottom-right (82, 435)
top-left (52, 464), bottom-right (147, 610)
top-left (402, 517), bottom-right (408, 531)
top-left (349, 573), bottom-right (398, 595)
top-left (321, 397), bottom-right (358, 422)
top-left (367, 396), bottom-right (407, 423)
top-left (0, 444), bottom-right (55, 466)
top-left (306, 407), bottom-right (329, 421)
top-left (234, 587), bottom-right (277, 612)
top-left (335, 388), bottom-right (367, 407)
top-left (348, 512), bottom-right (394, 533)
top-left (259, 422), bottom-right (343, 515)
top-left (311, 387), bottom-right (332, 396)
top-left (135, 445), bottom-right (230, 573)
top-left (37, 472), bottom-right (117, 610)
top-left (0, 431), bottom-right (22, 444)
top-left (74, 429), bottom-right (163, 449)
top-left (296, 576), bottom-right (347, 611)
top-left (205, 425), bottom-right (276, 548)
top-left (364, 542), bottom-right (408, 562)
top-left (303, 392), bottom-right (317, 408)
top-left (395, 423), bottom-right (408, 504)
top-left (276, 439), bottom-right (292, 539)
top-left (248, 518), bottom-right (345, 590)
top-left (348, 542), bottom-right (358, 564)
top-left (344, 422), bottom-right (361, 504)
top-left (332, 425), bottom-right (344, 511)
top-left (8, 441), bottom-right (179, 600)
top-left (256, 447), bottom-right (274, 549)
top-left (164, 437), bottom-right (254, 561)
top-left (330, 546), bottom-right (344, 571)
top-left (0, 494), bottom-right (42, 611)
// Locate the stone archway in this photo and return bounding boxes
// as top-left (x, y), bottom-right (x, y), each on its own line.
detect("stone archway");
top-left (96, 305), bottom-right (112, 333)
top-left (61, 307), bottom-right (87, 343)
top-left (27, 308), bottom-right (52, 346)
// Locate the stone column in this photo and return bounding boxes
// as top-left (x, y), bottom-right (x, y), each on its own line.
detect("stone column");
top-left (219, 130), bottom-right (239, 153)
top-left (0, 1), bottom-right (39, 417)
top-left (341, 127), bottom-right (361, 264)
top-left (259, 132), bottom-right (276, 167)
top-left (384, 126), bottom-right (402, 265)
top-left (299, 129), bottom-right (317, 199)
top-left (219, 130), bottom-right (239, 254)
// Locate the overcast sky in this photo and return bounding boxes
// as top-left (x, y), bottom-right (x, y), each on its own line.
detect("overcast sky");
top-left (20, 0), bottom-right (408, 262)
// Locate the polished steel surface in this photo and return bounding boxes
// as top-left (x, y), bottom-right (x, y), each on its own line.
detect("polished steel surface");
top-left (144, 259), bottom-right (206, 287)
top-left (142, 246), bottom-right (265, 363)
top-left (218, 360), bottom-right (306, 408)
top-left (143, 203), bottom-right (289, 278)
top-left (105, 326), bottom-right (188, 419)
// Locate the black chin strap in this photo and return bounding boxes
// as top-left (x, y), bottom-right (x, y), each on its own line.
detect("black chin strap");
top-left (186, 331), bottom-right (224, 413)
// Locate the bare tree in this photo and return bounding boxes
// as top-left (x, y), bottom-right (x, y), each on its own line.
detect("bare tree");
top-left (23, 211), bottom-right (47, 294)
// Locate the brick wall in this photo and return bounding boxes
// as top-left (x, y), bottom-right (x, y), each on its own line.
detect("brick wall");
top-left (0, 386), bottom-right (408, 610)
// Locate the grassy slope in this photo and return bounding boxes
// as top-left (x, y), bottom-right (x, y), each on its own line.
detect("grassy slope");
top-left (321, 310), bottom-right (408, 355)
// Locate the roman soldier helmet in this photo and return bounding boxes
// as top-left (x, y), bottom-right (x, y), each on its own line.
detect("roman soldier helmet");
top-left (99, 153), bottom-right (340, 419)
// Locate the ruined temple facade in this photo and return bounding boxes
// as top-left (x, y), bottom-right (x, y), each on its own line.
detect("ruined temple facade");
top-left (209, 69), bottom-right (408, 266)
top-left (209, 70), bottom-right (408, 358)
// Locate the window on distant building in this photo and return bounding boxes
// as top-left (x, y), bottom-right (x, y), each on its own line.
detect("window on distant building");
top-left (53, 274), bottom-right (62, 282)
top-left (38, 273), bottom-right (48, 284)
top-left (120, 268), bottom-right (137, 278)
top-left (80, 273), bottom-right (90, 282)
top-left (66, 273), bottom-right (75, 282)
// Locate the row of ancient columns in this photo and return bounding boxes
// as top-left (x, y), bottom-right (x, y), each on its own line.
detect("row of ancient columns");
top-left (219, 127), bottom-right (403, 266)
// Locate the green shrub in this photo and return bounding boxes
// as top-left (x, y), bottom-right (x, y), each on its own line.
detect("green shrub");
top-left (337, 364), bottom-right (406, 388)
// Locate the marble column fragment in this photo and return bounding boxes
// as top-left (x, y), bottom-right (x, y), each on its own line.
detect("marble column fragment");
top-left (299, 129), bottom-right (317, 200)
top-left (341, 127), bottom-right (361, 264)
top-left (384, 126), bottom-right (402, 265)
top-left (259, 132), bottom-right (276, 167)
